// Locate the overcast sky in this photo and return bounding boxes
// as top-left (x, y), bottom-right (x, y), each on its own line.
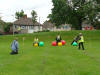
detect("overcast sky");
top-left (0, 0), bottom-right (53, 24)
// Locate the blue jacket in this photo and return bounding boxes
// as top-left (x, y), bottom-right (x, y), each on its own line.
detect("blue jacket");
top-left (11, 40), bottom-right (19, 52)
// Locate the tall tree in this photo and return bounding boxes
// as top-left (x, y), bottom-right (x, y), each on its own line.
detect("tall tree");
top-left (70, 0), bottom-right (100, 29)
top-left (4, 22), bottom-right (12, 32)
top-left (15, 10), bottom-right (24, 19)
top-left (48, 0), bottom-right (70, 27)
top-left (31, 10), bottom-right (37, 23)
top-left (48, 0), bottom-right (100, 30)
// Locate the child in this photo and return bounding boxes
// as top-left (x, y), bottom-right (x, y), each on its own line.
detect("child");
top-left (33, 37), bottom-right (39, 46)
top-left (56, 34), bottom-right (62, 45)
top-left (78, 33), bottom-right (85, 50)
top-left (71, 35), bottom-right (80, 45)
top-left (10, 37), bottom-right (19, 55)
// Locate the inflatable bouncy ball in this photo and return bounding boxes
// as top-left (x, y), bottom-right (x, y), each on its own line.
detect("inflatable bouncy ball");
top-left (34, 43), bottom-right (38, 47)
top-left (52, 41), bottom-right (57, 46)
top-left (58, 42), bottom-right (62, 46)
top-left (61, 40), bottom-right (66, 45)
top-left (39, 42), bottom-right (44, 47)
top-left (73, 42), bottom-right (78, 46)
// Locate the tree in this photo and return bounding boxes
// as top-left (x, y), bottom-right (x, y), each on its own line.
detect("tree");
top-left (70, 0), bottom-right (100, 29)
top-left (15, 10), bottom-right (24, 19)
top-left (48, 0), bottom-right (70, 27)
top-left (0, 20), bottom-right (5, 32)
top-left (48, 0), bottom-right (100, 30)
top-left (31, 10), bottom-right (37, 23)
top-left (4, 22), bottom-right (12, 32)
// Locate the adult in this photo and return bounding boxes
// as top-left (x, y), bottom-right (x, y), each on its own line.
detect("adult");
top-left (10, 37), bottom-right (19, 55)
top-left (56, 34), bottom-right (62, 45)
top-left (78, 33), bottom-right (85, 50)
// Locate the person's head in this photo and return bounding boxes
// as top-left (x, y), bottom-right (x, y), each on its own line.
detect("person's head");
top-left (79, 33), bottom-right (82, 36)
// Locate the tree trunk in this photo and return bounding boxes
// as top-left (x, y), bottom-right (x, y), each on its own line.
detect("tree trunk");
top-left (78, 18), bottom-right (82, 30)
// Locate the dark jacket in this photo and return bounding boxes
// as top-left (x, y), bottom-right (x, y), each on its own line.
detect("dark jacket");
top-left (56, 36), bottom-right (62, 42)
top-left (71, 35), bottom-right (80, 45)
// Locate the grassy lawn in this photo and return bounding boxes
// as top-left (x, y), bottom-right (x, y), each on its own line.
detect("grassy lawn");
top-left (0, 30), bottom-right (100, 75)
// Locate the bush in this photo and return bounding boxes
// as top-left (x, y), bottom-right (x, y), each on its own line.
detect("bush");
top-left (4, 25), bottom-right (10, 32)
top-left (42, 30), bottom-right (50, 32)
top-left (4, 22), bottom-right (12, 32)
top-left (34, 30), bottom-right (50, 33)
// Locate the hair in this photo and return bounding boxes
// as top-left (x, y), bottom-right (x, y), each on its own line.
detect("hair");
top-left (79, 33), bottom-right (82, 36)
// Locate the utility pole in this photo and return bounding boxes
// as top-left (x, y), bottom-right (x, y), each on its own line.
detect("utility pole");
top-left (12, 15), bottom-right (15, 36)
top-left (39, 17), bottom-right (40, 31)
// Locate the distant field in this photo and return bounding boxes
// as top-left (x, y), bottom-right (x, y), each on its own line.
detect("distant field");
top-left (0, 30), bottom-right (100, 75)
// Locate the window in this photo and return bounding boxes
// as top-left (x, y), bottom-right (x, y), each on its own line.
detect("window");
top-left (21, 26), bottom-right (26, 29)
top-left (29, 26), bottom-right (34, 29)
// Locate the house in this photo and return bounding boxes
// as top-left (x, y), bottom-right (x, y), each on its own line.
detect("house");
top-left (43, 21), bottom-right (55, 31)
top-left (53, 24), bottom-right (72, 31)
top-left (0, 25), bottom-right (3, 32)
top-left (14, 15), bottom-right (42, 34)
top-left (82, 21), bottom-right (94, 30)
top-left (43, 21), bottom-right (71, 31)
top-left (0, 27), bottom-right (3, 34)
top-left (58, 24), bottom-right (72, 31)
top-left (0, 20), bottom-right (5, 34)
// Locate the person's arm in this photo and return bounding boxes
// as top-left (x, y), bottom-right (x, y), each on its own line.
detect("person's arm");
top-left (71, 40), bottom-right (74, 45)
top-left (11, 41), bottom-right (14, 47)
top-left (76, 35), bottom-right (80, 41)
top-left (56, 37), bottom-right (57, 41)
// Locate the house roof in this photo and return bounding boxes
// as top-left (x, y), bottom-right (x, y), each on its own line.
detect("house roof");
top-left (14, 18), bottom-right (42, 26)
top-left (43, 21), bottom-right (55, 29)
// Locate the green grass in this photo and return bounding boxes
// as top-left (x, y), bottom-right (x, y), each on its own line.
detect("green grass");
top-left (0, 30), bottom-right (100, 75)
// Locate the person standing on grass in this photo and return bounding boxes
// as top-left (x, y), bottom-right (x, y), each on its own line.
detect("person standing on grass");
top-left (78, 33), bottom-right (85, 50)
top-left (10, 37), bottom-right (19, 55)
top-left (56, 33), bottom-right (62, 45)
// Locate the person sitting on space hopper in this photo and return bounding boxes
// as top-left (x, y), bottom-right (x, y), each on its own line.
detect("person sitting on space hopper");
top-left (33, 37), bottom-right (39, 46)
top-left (71, 35), bottom-right (80, 45)
top-left (56, 34), bottom-right (62, 45)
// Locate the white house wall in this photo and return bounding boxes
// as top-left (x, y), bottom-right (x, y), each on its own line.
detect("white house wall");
top-left (15, 25), bottom-right (43, 33)
top-left (28, 29), bottom-right (34, 33)
top-left (28, 26), bottom-right (43, 33)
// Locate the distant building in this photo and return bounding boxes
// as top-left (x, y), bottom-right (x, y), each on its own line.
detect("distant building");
top-left (43, 21), bottom-right (71, 31)
top-left (14, 15), bottom-right (42, 34)
top-left (0, 20), bottom-right (5, 34)
top-left (53, 24), bottom-right (72, 31)
top-left (82, 21), bottom-right (94, 30)
top-left (58, 24), bottom-right (72, 31)
top-left (43, 21), bottom-right (55, 31)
